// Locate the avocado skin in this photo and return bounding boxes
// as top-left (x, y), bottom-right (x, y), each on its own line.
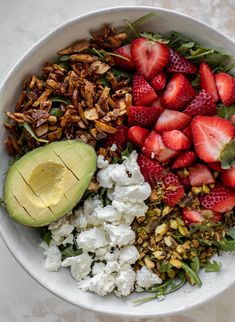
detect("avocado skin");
top-left (3, 140), bottom-right (97, 227)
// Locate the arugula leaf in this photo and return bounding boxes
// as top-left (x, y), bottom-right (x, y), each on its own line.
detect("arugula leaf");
top-left (214, 239), bottom-right (235, 251)
top-left (111, 68), bottom-right (133, 85)
top-left (220, 139), bottom-right (235, 169)
top-left (159, 261), bottom-right (172, 273)
top-left (205, 260), bottom-right (222, 272)
top-left (217, 104), bottom-right (235, 120)
top-left (61, 245), bottom-right (82, 259)
top-left (50, 95), bottom-right (71, 105)
top-left (121, 142), bottom-right (134, 158)
top-left (40, 229), bottom-right (52, 246)
top-left (139, 32), bottom-right (169, 44)
top-left (191, 255), bottom-right (200, 274)
top-left (50, 107), bottom-right (64, 118)
top-left (227, 226), bottom-right (235, 239)
top-left (189, 223), bottom-right (213, 235)
top-left (181, 262), bottom-right (202, 286)
top-left (59, 55), bottom-right (70, 61)
top-left (122, 11), bottom-right (156, 35)
top-left (22, 122), bottom-right (49, 143)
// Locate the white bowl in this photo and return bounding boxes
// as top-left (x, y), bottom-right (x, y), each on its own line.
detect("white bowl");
top-left (1, 6), bottom-right (235, 318)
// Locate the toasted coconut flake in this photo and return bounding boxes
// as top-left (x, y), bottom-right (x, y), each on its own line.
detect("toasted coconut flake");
top-left (84, 108), bottom-right (99, 121)
top-left (98, 87), bottom-right (110, 112)
top-left (90, 61), bottom-right (110, 75)
top-left (35, 124), bottom-right (48, 137)
top-left (83, 79), bottom-right (95, 108)
top-left (57, 39), bottom-right (90, 55)
top-left (47, 128), bottom-right (62, 142)
top-left (32, 88), bottom-right (53, 107)
top-left (32, 109), bottom-right (49, 127)
top-left (70, 54), bottom-right (98, 63)
top-left (15, 91), bottom-right (27, 111)
top-left (95, 120), bottom-right (117, 134)
top-left (77, 103), bottom-right (89, 126)
top-left (6, 112), bottom-right (33, 124)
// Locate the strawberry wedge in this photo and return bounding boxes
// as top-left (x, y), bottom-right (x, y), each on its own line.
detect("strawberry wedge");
top-left (155, 109), bottom-right (191, 132)
top-left (131, 37), bottom-right (170, 80)
top-left (167, 49), bottom-right (197, 74)
top-left (162, 173), bottom-right (184, 207)
top-left (191, 116), bottom-right (235, 163)
top-left (132, 73), bottom-right (157, 106)
top-left (114, 44), bottom-right (135, 71)
top-left (128, 106), bottom-right (162, 128)
top-left (199, 62), bottom-right (219, 102)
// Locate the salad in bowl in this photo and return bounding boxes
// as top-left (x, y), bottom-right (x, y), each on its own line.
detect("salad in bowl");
top-left (1, 8), bottom-right (235, 315)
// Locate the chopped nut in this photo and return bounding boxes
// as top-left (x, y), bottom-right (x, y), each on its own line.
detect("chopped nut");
top-left (144, 257), bottom-right (155, 269)
top-left (155, 223), bottom-right (168, 242)
top-left (90, 61), bottom-right (110, 74)
top-left (153, 250), bottom-right (166, 260)
top-left (162, 206), bottom-right (172, 216)
top-left (84, 108), bottom-right (99, 121)
top-left (70, 54), bottom-right (98, 63)
top-left (169, 219), bottom-right (178, 230)
top-left (57, 39), bottom-right (90, 55)
top-left (169, 258), bottom-right (182, 269)
top-left (35, 124), bottom-right (48, 137)
top-left (95, 120), bottom-right (117, 134)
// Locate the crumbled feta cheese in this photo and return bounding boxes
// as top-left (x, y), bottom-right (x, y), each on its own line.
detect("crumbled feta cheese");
top-left (50, 223), bottom-right (74, 245)
top-left (96, 167), bottom-right (114, 188)
top-left (92, 262), bottom-right (105, 275)
top-left (62, 234), bottom-right (74, 245)
top-left (115, 265), bottom-right (136, 296)
top-left (104, 261), bottom-right (119, 274)
top-left (119, 245), bottom-right (140, 265)
top-left (44, 245), bottom-right (62, 272)
top-left (123, 151), bottom-right (144, 185)
top-left (48, 214), bottom-right (70, 230)
top-left (112, 200), bottom-right (148, 217)
top-left (103, 249), bottom-right (120, 262)
top-left (113, 182), bottom-right (151, 202)
top-left (83, 195), bottom-right (103, 216)
top-left (70, 208), bottom-right (87, 231)
top-left (78, 273), bottom-right (116, 296)
top-left (136, 267), bottom-right (162, 289)
top-left (76, 227), bottom-right (109, 251)
top-left (105, 224), bottom-right (135, 247)
top-left (97, 155), bottom-right (109, 169)
top-left (62, 252), bottom-right (92, 281)
top-left (109, 164), bottom-right (130, 186)
top-left (110, 143), bottom-right (117, 152)
top-left (94, 246), bottom-right (112, 260)
top-left (93, 205), bottom-right (122, 223)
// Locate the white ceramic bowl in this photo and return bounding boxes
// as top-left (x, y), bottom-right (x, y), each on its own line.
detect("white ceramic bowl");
top-left (1, 6), bottom-right (235, 318)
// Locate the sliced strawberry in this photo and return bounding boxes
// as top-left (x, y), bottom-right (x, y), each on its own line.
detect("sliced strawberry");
top-left (221, 165), bottom-right (235, 188)
top-left (215, 72), bottom-right (235, 106)
top-left (128, 126), bottom-right (150, 147)
top-left (167, 49), bottom-right (197, 74)
top-left (200, 185), bottom-right (235, 213)
top-left (154, 109), bottom-right (191, 132)
top-left (131, 38), bottom-right (170, 80)
top-left (102, 125), bottom-right (128, 150)
top-left (142, 131), bottom-right (179, 163)
top-left (137, 153), bottom-right (167, 188)
top-left (176, 171), bottom-right (191, 189)
top-left (114, 44), bottom-right (135, 71)
top-left (199, 62), bottom-right (219, 102)
top-left (128, 106), bottom-right (162, 128)
top-left (172, 151), bottom-right (197, 169)
top-left (182, 123), bottom-right (193, 143)
top-left (191, 116), bottom-right (235, 163)
top-left (189, 163), bottom-right (215, 187)
top-left (150, 71), bottom-right (166, 90)
top-left (162, 173), bottom-right (184, 207)
top-left (132, 73), bottom-right (157, 106)
top-left (182, 208), bottom-right (221, 225)
top-left (162, 130), bottom-right (191, 150)
top-left (207, 162), bottom-right (224, 172)
top-left (149, 96), bottom-right (164, 110)
top-left (161, 73), bottom-right (196, 110)
top-left (184, 89), bottom-right (216, 116)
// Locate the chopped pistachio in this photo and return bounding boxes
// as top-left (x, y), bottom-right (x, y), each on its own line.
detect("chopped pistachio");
top-left (170, 258), bottom-right (182, 269)
top-left (144, 257), bottom-right (155, 269)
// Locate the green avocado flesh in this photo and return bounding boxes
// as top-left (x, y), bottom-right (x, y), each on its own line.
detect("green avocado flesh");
top-left (3, 140), bottom-right (97, 227)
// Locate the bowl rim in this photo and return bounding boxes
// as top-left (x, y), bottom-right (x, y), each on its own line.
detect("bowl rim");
top-left (1, 5), bottom-right (235, 318)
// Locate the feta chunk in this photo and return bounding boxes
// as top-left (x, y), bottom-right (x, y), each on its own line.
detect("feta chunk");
top-left (96, 167), bottom-right (114, 188)
top-left (62, 252), bottom-right (92, 281)
top-left (110, 143), bottom-right (117, 152)
top-left (70, 208), bottom-right (87, 231)
top-left (104, 261), bottom-right (119, 274)
top-left (115, 265), bottom-right (136, 296)
top-left (105, 224), bottom-right (135, 247)
top-left (119, 245), bottom-right (140, 265)
top-left (44, 245), bottom-right (62, 272)
top-left (83, 196), bottom-right (103, 216)
top-left (113, 182), bottom-right (151, 202)
top-left (78, 273), bottom-right (116, 296)
top-left (97, 155), bottom-right (109, 169)
top-left (76, 227), bottom-right (109, 251)
top-left (136, 267), bottom-right (162, 289)
top-left (50, 223), bottom-right (74, 245)
top-left (92, 262), bottom-right (105, 275)
top-left (112, 200), bottom-right (148, 217)
top-left (93, 205), bottom-right (122, 223)
top-left (123, 151), bottom-right (144, 185)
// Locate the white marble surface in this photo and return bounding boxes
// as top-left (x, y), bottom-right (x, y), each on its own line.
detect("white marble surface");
top-left (1, 1), bottom-right (235, 321)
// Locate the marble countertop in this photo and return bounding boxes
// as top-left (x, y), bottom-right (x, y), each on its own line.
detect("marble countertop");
top-left (1, 1), bottom-right (235, 321)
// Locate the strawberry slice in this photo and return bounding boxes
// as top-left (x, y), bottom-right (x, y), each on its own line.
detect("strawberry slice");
top-left (128, 126), bottom-right (150, 147)
top-left (137, 153), bottom-right (167, 188)
top-left (184, 89), bottom-right (216, 116)
top-left (150, 71), bottom-right (166, 90)
top-left (167, 49), bottom-right (197, 74)
top-left (114, 44), bottom-right (135, 71)
top-left (132, 73), bottom-right (157, 106)
top-left (102, 125), bottom-right (128, 151)
top-left (149, 96), bottom-right (164, 110)
top-left (182, 123), bottom-right (193, 143)
top-left (221, 165), bottom-right (235, 188)
top-left (161, 73), bottom-right (196, 110)
top-left (191, 116), bottom-right (235, 163)
top-left (142, 131), bottom-right (179, 163)
top-left (154, 109), bottom-right (191, 132)
top-left (199, 62), bottom-right (219, 102)
top-left (162, 173), bottom-right (184, 207)
top-left (215, 72), bottom-right (235, 106)
top-left (128, 106), bottom-right (162, 128)
top-left (176, 171), bottom-right (191, 189)
top-left (189, 163), bottom-right (215, 187)
top-left (172, 151), bottom-right (197, 169)
top-left (207, 162), bottom-right (224, 172)
top-left (182, 208), bottom-right (221, 225)
top-left (131, 37), bottom-right (170, 80)
top-left (200, 185), bottom-right (235, 213)
top-left (162, 130), bottom-right (191, 150)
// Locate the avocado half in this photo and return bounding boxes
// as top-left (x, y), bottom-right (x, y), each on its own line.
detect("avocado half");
top-left (3, 140), bottom-right (97, 227)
